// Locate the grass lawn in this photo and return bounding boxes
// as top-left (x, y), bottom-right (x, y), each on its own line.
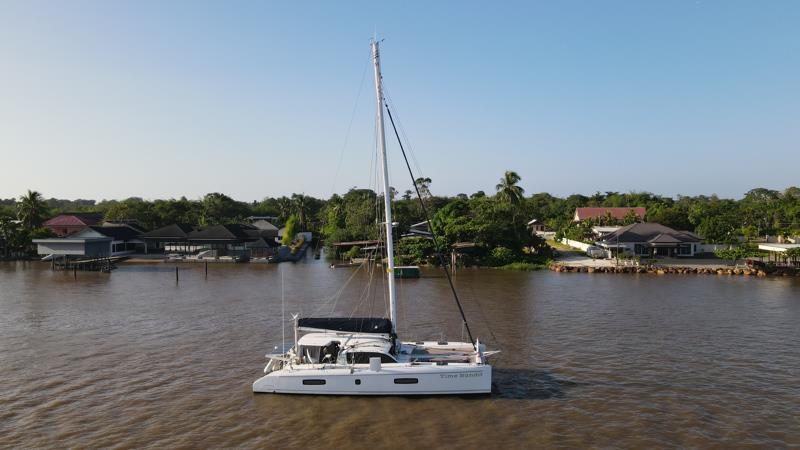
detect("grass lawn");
top-left (545, 239), bottom-right (573, 251)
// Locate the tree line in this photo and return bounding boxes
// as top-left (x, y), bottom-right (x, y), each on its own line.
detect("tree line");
top-left (2, 178), bottom-right (799, 263)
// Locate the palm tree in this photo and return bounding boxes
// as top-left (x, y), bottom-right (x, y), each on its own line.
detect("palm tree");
top-left (495, 171), bottom-right (524, 205)
top-left (496, 171), bottom-right (525, 240)
top-left (277, 197), bottom-right (293, 222)
top-left (291, 194), bottom-right (309, 230)
top-left (17, 190), bottom-right (48, 230)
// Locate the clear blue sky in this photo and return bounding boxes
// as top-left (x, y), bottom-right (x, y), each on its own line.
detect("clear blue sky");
top-left (1, 1), bottom-right (798, 202)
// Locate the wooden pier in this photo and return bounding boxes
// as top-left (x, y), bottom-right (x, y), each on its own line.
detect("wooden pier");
top-left (51, 255), bottom-right (125, 272)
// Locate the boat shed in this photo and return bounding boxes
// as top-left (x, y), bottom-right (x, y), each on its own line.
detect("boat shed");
top-left (245, 237), bottom-right (279, 257)
top-left (34, 224), bottom-right (144, 258)
top-left (758, 243), bottom-right (800, 266)
top-left (139, 224), bottom-right (196, 253)
top-left (186, 224), bottom-right (279, 257)
top-left (33, 236), bottom-right (112, 258)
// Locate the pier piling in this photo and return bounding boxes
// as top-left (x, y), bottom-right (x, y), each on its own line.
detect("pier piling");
top-left (175, 265), bottom-right (179, 284)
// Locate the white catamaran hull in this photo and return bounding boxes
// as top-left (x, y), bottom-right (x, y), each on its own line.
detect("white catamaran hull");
top-left (253, 364), bottom-right (491, 395)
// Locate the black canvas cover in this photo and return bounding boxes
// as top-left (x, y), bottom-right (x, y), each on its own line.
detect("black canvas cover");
top-left (297, 317), bottom-right (392, 334)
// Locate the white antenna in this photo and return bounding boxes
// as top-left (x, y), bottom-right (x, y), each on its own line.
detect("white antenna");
top-left (281, 265), bottom-right (285, 353)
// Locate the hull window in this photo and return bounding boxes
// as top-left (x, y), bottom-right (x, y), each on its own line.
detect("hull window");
top-left (302, 379), bottom-right (326, 385)
top-left (393, 378), bottom-right (419, 384)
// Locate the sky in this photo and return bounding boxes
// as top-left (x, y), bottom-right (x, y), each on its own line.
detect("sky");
top-left (1, 1), bottom-right (798, 202)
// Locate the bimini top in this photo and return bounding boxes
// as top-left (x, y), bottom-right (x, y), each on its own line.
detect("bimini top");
top-left (297, 317), bottom-right (393, 334)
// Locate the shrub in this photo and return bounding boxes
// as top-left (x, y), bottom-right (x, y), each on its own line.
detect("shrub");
top-left (282, 215), bottom-right (297, 246)
top-left (489, 246), bottom-right (515, 266)
top-left (343, 245), bottom-right (360, 260)
top-left (498, 261), bottom-right (550, 271)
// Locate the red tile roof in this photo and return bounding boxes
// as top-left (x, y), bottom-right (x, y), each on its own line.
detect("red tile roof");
top-left (44, 213), bottom-right (102, 227)
top-left (574, 207), bottom-right (646, 221)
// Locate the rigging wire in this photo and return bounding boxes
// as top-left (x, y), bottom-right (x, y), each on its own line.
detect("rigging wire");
top-left (330, 48), bottom-right (372, 194)
top-left (382, 85), bottom-right (424, 177)
top-left (383, 101), bottom-right (476, 348)
top-left (281, 264), bottom-right (285, 353)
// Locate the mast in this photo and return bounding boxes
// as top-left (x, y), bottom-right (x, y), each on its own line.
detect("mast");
top-left (371, 39), bottom-right (398, 334)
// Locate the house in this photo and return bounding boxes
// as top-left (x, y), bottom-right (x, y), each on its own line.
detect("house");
top-left (596, 222), bottom-right (703, 258)
top-left (527, 219), bottom-right (555, 239)
top-left (591, 226), bottom-right (622, 239)
top-left (43, 213), bottom-right (103, 236)
top-left (250, 219), bottom-right (279, 238)
top-left (573, 207), bottom-right (646, 223)
top-left (139, 224), bottom-right (197, 253)
top-left (102, 220), bottom-right (146, 233)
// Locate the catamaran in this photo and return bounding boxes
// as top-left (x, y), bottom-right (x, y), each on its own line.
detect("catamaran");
top-left (252, 40), bottom-right (497, 395)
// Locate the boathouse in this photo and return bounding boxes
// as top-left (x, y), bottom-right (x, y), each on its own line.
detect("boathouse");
top-left (33, 235), bottom-right (112, 258)
top-left (186, 224), bottom-right (279, 257)
top-left (757, 243), bottom-right (800, 267)
top-left (139, 224), bottom-right (197, 253)
top-left (35, 224), bottom-right (145, 258)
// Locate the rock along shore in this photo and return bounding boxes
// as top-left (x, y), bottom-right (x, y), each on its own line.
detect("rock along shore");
top-left (548, 263), bottom-right (800, 278)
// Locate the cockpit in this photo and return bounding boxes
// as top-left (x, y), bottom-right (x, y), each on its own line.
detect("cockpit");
top-left (296, 333), bottom-right (397, 365)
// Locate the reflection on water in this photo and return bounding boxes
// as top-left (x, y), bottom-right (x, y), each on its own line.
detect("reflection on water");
top-left (0, 260), bottom-right (798, 448)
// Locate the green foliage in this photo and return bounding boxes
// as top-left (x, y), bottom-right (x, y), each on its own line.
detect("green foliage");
top-left (396, 237), bottom-right (435, 265)
top-left (200, 193), bottom-right (248, 225)
top-left (343, 245), bottom-right (360, 260)
top-left (714, 244), bottom-right (763, 264)
top-left (29, 227), bottom-right (55, 239)
top-left (489, 246), bottom-right (515, 266)
top-left (430, 195), bottom-right (549, 266)
top-left (498, 261), bottom-right (551, 271)
top-left (282, 215), bottom-right (297, 246)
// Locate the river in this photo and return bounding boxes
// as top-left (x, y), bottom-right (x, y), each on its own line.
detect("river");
top-left (0, 260), bottom-right (798, 448)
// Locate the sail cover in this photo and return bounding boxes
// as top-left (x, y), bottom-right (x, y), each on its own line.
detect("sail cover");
top-left (297, 317), bottom-right (392, 334)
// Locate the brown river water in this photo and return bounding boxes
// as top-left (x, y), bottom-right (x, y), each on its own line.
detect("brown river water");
top-left (1, 259), bottom-right (798, 449)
